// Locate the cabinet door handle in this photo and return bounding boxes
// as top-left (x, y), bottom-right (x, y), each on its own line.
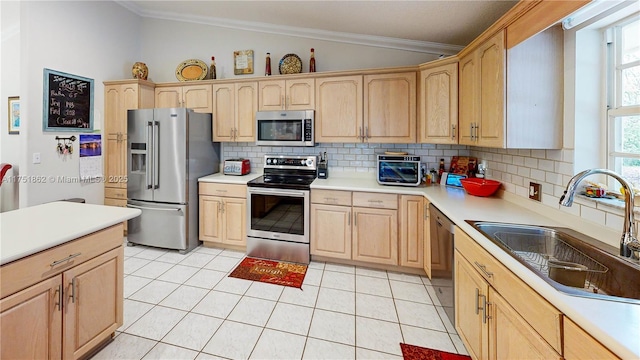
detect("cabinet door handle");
top-left (348, 211), bottom-right (351, 226)
top-left (69, 278), bottom-right (77, 303)
top-left (480, 294), bottom-right (488, 323)
top-left (282, 95), bottom-right (285, 110)
top-left (358, 127), bottom-right (363, 141)
top-left (451, 124), bottom-right (456, 140)
top-left (365, 126), bottom-right (370, 140)
top-left (474, 261), bottom-right (494, 278)
top-left (50, 253), bottom-right (81, 267)
top-left (230, 129), bottom-right (234, 139)
top-left (424, 204), bottom-right (429, 220)
top-left (485, 300), bottom-right (492, 324)
top-left (55, 284), bottom-right (63, 311)
top-left (475, 288), bottom-right (480, 315)
top-left (475, 123), bottom-right (480, 141)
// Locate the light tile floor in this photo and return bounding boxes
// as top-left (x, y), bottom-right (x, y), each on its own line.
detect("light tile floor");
top-left (94, 242), bottom-right (469, 359)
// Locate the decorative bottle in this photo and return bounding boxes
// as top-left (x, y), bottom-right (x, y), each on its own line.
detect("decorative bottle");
top-left (438, 158), bottom-right (446, 177)
top-left (265, 52), bottom-right (272, 76)
top-left (208, 56), bottom-right (217, 80)
top-left (309, 48), bottom-right (316, 72)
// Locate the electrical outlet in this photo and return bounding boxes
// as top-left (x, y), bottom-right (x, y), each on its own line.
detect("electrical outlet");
top-left (32, 152), bottom-right (41, 164)
top-left (529, 182), bottom-right (541, 201)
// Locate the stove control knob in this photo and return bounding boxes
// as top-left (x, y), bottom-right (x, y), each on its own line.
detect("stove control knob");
top-left (266, 158), bottom-right (272, 164)
top-left (305, 159), bottom-right (313, 166)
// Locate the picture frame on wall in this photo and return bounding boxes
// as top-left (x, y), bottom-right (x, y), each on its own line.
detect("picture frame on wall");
top-left (234, 50), bottom-right (254, 75)
top-left (8, 96), bottom-right (19, 134)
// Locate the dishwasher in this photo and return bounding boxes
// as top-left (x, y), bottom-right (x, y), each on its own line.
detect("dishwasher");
top-left (429, 204), bottom-right (456, 327)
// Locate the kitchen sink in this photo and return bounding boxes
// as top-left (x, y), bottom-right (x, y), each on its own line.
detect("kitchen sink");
top-left (467, 221), bottom-right (640, 304)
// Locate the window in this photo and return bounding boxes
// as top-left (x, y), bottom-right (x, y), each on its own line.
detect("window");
top-left (607, 16), bottom-right (640, 189)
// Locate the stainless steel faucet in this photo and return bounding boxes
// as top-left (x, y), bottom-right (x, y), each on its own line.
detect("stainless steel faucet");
top-left (559, 168), bottom-right (639, 260)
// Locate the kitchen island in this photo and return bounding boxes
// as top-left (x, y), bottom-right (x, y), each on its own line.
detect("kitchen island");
top-left (0, 201), bottom-right (141, 359)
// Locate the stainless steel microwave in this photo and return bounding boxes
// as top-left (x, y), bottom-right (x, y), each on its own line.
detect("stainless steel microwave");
top-left (377, 155), bottom-right (422, 186)
top-left (255, 110), bottom-right (314, 147)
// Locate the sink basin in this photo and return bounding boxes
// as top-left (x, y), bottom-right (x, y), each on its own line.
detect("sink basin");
top-left (467, 221), bottom-right (640, 304)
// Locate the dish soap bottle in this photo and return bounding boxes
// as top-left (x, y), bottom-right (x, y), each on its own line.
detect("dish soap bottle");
top-left (438, 158), bottom-right (445, 177)
top-left (309, 48), bottom-right (316, 72)
top-left (265, 52), bottom-right (272, 76)
top-left (208, 56), bottom-right (216, 80)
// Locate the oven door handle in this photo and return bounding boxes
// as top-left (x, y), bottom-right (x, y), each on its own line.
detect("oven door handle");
top-left (248, 188), bottom-right (307, 197)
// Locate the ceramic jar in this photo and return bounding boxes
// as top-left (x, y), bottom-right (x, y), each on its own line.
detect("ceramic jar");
top-left (132, 62), bottom-right (148, 80)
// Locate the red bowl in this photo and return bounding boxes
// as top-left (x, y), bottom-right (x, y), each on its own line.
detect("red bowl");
top-left (459, 178), bottom-right (501, 197)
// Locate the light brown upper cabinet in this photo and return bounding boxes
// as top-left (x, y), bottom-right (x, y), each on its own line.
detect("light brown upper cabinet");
top-left (212, 81), bottom-right (258, 142)
top-left (154, 84), bottom-right (213, 113)
top-left (419, 58), bottom-right (458, 144)
top-left (315, 75), bottom-right (364, 143)
top-left (258, 78), bottom-right (315, 111)
top-left (458, 25), bottom-right (563, 149)
top-left (364, 72), bottom-right (417, 143)
top-left (315, 72), bottom-right (416, 143)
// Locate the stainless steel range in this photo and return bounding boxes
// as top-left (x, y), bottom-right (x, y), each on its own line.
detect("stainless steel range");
top-left (246, 155), bottom-right (318, 264)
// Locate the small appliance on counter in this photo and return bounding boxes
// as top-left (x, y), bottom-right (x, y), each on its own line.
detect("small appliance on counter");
top-left (317, 151), bottom-right (328, 179)
top-left (224, 158), bottom-right (251, 175)
top-left (376, 155), bottom-right (421, 186)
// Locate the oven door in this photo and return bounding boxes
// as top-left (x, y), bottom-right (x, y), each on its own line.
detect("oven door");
top-left (247, 186), bottom-right (310, 244)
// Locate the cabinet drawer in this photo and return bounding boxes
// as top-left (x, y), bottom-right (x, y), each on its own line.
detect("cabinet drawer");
top-left (455, 227), bottom-right (562, 353)
top-left (352, 192), bottom-right (397, 209)
top-left (0, 224), bottom-right (123, 299)
top-left (311, 190), bottom-right (352, 206)
top-left (199, 182), bottom-right (247, 198)
top-left (105, 188), bottom-right (127, 199)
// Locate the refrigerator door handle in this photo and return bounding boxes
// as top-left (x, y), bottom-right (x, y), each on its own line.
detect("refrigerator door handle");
top-left (146, 122), bottom-right (153, 189)
top-left (153, 121), bottom-right (160, 189)
top-left (127, 204), bottom-right (182, 212)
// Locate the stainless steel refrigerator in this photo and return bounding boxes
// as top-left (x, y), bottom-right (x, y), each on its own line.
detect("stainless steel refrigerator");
top-left (126, 108), bottom-right (220, 253)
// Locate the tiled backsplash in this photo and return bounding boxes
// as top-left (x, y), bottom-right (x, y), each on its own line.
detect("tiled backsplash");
top-left (469, 147), bottom-right (638, 235)
top-left (221, 143), bottom-right (470, 173)
top-left (222, 142), bottom-right (637, 237)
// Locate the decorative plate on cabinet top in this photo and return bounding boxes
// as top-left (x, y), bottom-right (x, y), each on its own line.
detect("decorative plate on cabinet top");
top-left (279, 53), bottom-right (302, 74)
top-left (175, 59), bottom-right (208, 81)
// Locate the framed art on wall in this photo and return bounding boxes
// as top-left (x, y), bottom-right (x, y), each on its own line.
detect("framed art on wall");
top-left (8, 96), bottom-right (19, 134)
top-left (234, 50), bottom-right (254, 75)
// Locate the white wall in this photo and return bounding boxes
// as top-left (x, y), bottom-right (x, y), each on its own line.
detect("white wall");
top-left (0, 1), bottom-right (21, 211)
top-left (18, 1), bottom-right (140, 207)
top-left (139, 17), bottom-right (438, 83)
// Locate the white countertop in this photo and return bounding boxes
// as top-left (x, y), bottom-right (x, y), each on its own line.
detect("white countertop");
top-left (198, 170), bottom-right (640, 358)
top-left (0, 202), bottom-right (141, 265)
top-left (198, 171), bottom-right (262, 184)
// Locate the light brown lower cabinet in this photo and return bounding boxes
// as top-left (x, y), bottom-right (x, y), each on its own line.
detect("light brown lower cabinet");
top-left (0, 226), bottom-right (124, 360)
top-left (199, 182), bottom-right (247, 248)
top-left (455, 227), bottom-right (562, 360)
top-left (399, 195), bottom-right (424, 268)
top-left (311, 190), bottom-right (398, 266)
top-left (564, 318), bottom-right (620, 360)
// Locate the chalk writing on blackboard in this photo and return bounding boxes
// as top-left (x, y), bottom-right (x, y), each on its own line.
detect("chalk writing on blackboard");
top-left (43, 68), bottom-right (94, 132)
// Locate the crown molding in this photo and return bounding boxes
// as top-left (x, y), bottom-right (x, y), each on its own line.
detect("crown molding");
top-left (115, 1), bottom-right (462, 56)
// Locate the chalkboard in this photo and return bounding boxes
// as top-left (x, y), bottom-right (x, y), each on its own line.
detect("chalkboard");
top-left (43, 68), bottom-right (94, 132)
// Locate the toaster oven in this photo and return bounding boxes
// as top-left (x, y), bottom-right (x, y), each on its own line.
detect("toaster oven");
top-left (376, 155), bottom-right (422, 186)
